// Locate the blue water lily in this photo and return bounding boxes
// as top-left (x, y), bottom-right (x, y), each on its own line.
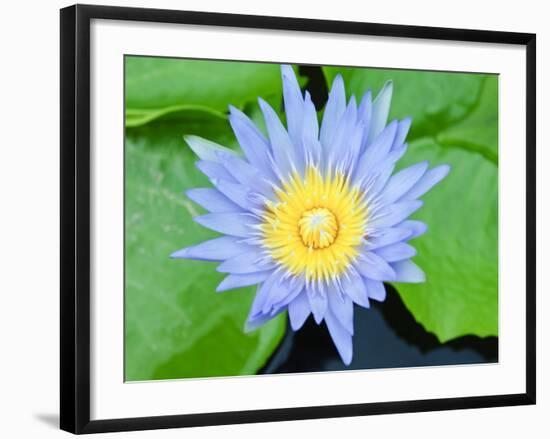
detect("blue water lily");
top-left (172, 65), bottom-right (449, 365)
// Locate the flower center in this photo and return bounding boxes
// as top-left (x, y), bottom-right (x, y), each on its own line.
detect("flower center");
top-left (298, 207), bottom-right (338, 249)
top-left (261, 166), bottom-right (368, 283)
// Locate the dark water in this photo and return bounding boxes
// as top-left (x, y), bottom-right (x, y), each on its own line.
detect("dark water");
top-left (261, 285), bottom-right (497, 374)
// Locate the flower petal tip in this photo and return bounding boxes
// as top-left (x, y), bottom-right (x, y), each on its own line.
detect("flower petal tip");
top-left (215, 284), bottom-right (227, 293)
top-left (243, 320), bottom-right (260, 334)
top-left (281, 64), bottom-right (296, 79)
top-left (439, 164), bottom-right (452, 178)
top-left (170, 248), bottom-right (189, 259)
top-left (182, 134), bottom-right (194, 149)
top-left (257, 96), bottom-right (268, 108)
top-left (289, 321), bottom-right (300, 332)
top-left (184, 188), bottom-right (196, 200)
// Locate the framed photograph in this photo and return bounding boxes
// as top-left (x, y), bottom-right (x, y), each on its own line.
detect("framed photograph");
top-left (60, 4), bottom-right (536, 434)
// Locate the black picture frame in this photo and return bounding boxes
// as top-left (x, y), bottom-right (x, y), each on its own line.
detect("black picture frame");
top-left (60, 4), bottom-right (536, 434)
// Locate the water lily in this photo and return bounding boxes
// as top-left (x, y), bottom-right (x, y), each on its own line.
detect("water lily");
top-left (172, 65), bottom-right (449, 365)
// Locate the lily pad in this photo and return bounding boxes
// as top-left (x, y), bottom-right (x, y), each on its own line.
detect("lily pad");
top-left (125, 56), bottom-right (284, 127)
top-left (124, 114), bottom-right (286, 381)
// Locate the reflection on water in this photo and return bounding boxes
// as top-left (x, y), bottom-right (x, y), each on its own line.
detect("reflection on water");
top-left (261, 285), bottom-right (498, 374)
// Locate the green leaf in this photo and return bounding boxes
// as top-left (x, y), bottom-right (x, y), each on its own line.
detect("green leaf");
top-left (323, 66), bottom-right (498, 342)
top-left (436, 76), bottom-right (499, 163)
top-left (125, 57), bottom-right (284, 127)
top-left (124, 113), bottom-right (286, 381)
top-left (125, 105), bottom-right (226, 128)
top-left (394, 137), bottom-right (498, 342)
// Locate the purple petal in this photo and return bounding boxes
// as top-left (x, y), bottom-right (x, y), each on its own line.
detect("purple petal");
top-left (281, 65), bottom-right (304, 147)
top-left (365, 227), bottom-right (412, 250)
top-left (302, 91), bottom-right (319, 147)
top-left (270, 276), bottom-right (305, 311)
top-left (307, 285), bottom-right (328, 324)
top-left (392, 260), bottom-right (426, 283)
top-left (366, 80), bottom-right (393, 144)
top-left (327, 96), bottom-right (358, 163)
top-left (365, 161), bottom-right (395, 196)
top-left (339, 267), bottom-right (369, 308)
top-left (217, 249), bottom-right (273, 274)
top-left (392, 117), bottom-right (412, 149)
top-left (375, 242), bottom-right (416, 262)
top-left (402, 164), bottom-right (451, 200)
top-left (381, 161), bottom-right (428, 204)
top-left (400, 220), bottom-right (428, 239)
top-left (258, 98), bottom-right (299, 178)
top-left (364, 279), bottom-right (387, 302)
top-left (324, 307), bottom-right (353, 365)
top-left (301, 93), bottom-right (322, 165)
top-left (359, 120), bottom-right (398, 170)
top-left (355, 252), bottom-right (396, 281)
top-left (216, 271), bottom-right (272, 292)
top-left (245, 310), bottom-right (281, 333)
top-left (387, 142), bottom-right (408, 163)
top-left (228, 106), bottom-right (275, 180)
top-left (302, 134), bottom-right (323, 167)
top-left (196, 160), bottom-right (236, 182)
top-left (261, 275), bottom-right (299, 314)
top-left (371, 200), bottom-right (423, 229)
top-left (320, 74), bottom-right (346, 148)
top-left (345, 122), bottom-right (365, 173)
top-left (327, 290), bottom-right (354, 334)
top-left (357, 142), bottom-right (407, 193)
top-left (288, 291), bottom-right (311, 330)
top-left (184, 135), bottom-right (238, 162)
top-left (186, 188), bottom-right (243, 213)
top-left (194, 213), bottom-right (254, 237)
top-left (211, 179), bottom-right (254, 211)
top-left (218, 152), bottom-right (274, 197)
top-left (170, 236), bottom-right (250, 261)
top-left (358, 91), bottom-right (373, 153)
top-left (249, 271), bottom-right (280, 318)
top-left (247, 271), bottom-right (300, 318)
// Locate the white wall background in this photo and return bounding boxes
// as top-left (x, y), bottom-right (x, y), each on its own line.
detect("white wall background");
top-left (0, 0), bottom-right (546, 437)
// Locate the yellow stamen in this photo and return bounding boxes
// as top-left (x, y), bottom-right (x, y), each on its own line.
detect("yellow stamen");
top-left (298, 207), bottom-right (338, 249)
top-left (261, 165), bottom-right (368, 283)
